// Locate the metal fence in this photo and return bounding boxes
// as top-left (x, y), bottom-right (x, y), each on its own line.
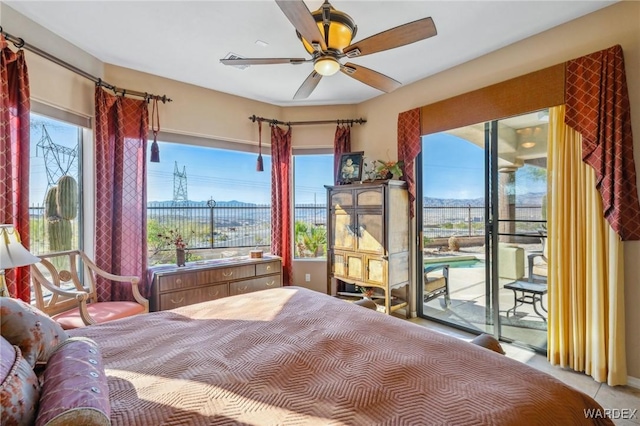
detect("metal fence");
top-left (29, 204), bottom-right (542, 253)
top-left (422, 205), bottom-right (543, 239)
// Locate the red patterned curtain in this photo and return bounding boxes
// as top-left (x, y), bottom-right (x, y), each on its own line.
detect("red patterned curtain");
top-left (565, 44), bottom-right (640, 241)
top-left (94, 87), bottom-right (150, 301)
top-left (0, 36), bottom-right (31, 301)
top-left (333, 125), bottom-right (351, 184)
top-left (397, 108), bottom-right (422, 218)
top-left (270, 124), bottom-right (292, 285)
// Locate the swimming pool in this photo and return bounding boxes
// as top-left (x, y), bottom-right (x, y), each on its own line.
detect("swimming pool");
top-left (424, 256), bottom-right (484, 270)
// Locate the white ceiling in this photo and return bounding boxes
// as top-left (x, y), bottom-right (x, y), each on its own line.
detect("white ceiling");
top-left (5, 1), bottom-right (616, 107)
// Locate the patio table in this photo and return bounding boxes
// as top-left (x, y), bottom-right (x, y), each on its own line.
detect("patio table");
top-left (504, 280), bottom-right (547, 321)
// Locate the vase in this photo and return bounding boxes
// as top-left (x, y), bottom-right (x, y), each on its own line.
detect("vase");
top-left (176, 248), bottom-right (186, 267)
top-left (384, 171), bottom-right (393, 179)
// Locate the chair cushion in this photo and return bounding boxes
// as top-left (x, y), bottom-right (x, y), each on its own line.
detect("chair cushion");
top-left (52, 301), bottom-right (146, 330)
top-left (0, 336), bottom-right (41, 425)
top-left (36, 337), bottom-right (110, 426)
top-left (425, 276), bottom-right (446, 293)
top-left (0, 297), bottom-right (69, 367)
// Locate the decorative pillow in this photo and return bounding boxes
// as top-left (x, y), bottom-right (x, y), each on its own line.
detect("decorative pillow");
top-left (470, 333), bottom-right (506, 355)
top-left (0, 297), bottom-right (69, 368)
top-left (36, 337), bottom-right (110, 426)
top-left (0, 336), bottom-right (41, 426)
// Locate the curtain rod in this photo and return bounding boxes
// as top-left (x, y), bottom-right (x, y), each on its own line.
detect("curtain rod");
top-left (249, 114), bottom-right (366, 127)
top-left (0, 27), bottom-right (172, 103)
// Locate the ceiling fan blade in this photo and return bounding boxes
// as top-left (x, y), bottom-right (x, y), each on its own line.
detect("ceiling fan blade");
top-left (341, 63), bottom-right (401, 93)
top-left (220, 58), bottom-right (308, 66)
top-left (294, 70), bottom-right (322, 99)
top-left (343, 17), bottom-right (437, 58)
top-left (275, 0), bottom-right (327, 52)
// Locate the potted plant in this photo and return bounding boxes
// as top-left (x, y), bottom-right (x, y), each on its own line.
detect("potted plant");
top-left (375, 159), bottom-right (404, 179)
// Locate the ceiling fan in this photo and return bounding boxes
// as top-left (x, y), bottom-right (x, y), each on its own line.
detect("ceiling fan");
top-left (220, 0), bottom-right (437, 99)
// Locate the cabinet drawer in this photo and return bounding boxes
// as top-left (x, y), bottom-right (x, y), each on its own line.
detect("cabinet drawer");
top-left (256, 261), bottom-right (281, 276)
top-left (160, 283), bottom-right (229, 310)
top-left (229, 275), bottom-right (282, 296)
top-left (157, 272), bottom-right (197, 292)
top-left (330, 191), bottom-right (353, 209)
top-left (196, 265), bottom-right (255, 285)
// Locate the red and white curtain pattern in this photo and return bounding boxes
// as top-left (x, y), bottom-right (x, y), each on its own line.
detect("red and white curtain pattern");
top-left (0, 35), bottom-right (32, 301)
top-left (94, 87), bottom-right (150, 301)
top-left (397, 108), bottom-right (422, 218)
top-left (565, 44), bottom-right (640, 241)
top-left (270, 124), bottom-right (292, 285)
top-left (333, 125), bottom-right (351, 184)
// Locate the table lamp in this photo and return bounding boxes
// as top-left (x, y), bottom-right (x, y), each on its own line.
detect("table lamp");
top-left (0, 224), bottom-right (41, 297)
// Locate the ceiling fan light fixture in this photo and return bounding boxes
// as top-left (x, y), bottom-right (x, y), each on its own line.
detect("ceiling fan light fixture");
top-left (297, 2), bottom-right (357, 54)
top-left (314, 57), bottom-right (340, 76)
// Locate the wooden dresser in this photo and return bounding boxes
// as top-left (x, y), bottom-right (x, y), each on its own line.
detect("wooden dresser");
top-left (325, 181), bottom-right (410, 317)
top-left (149, 256), bottom-right (282, 311)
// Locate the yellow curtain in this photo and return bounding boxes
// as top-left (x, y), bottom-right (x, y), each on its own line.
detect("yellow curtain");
top-left (547, 105), bottom-right (626, 386)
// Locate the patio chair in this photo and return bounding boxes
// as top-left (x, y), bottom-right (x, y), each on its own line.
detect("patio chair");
top-left (424, 264), bottom-right (450, 307)
top-left (31, 250), bottom-right (149, 329)
top-left (528, 231), bottom-right (548, 283)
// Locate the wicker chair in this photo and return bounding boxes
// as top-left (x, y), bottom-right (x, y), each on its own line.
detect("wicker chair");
top-left (528, 233), bottom-right (548, 283)
top-left (31, 250), bottom-right (149, 329)
top-left (424, 264), bottom-right (450, 307)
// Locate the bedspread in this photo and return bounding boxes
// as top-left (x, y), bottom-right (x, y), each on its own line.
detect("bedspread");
top-left (70, 286), bottom-right (612, 425)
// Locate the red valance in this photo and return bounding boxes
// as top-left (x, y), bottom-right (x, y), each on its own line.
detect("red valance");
top-left (565, 45), bottom-right (640, 241)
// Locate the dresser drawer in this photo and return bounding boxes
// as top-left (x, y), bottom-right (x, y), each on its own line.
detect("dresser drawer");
top-left (160, 283), bottom-right (229, 310)
top-left (256, 261), bottom-right (281, 276)
top-left (157, 272), bottom-right (197, 292)
top-left (196, 265), bottom-right (255, 285)
top-left (229, 275), bottom-right (282, 296)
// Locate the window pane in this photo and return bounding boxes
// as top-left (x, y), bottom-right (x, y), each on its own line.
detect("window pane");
top-left (293, 154), bottom-right (332, 259)
top-left (29, 113), bottom-right (82, 255)
top-left (147, 141), bottom-right (272, 265)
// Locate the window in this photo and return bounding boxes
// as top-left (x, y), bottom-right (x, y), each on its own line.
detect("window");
top-left (146, 140), bottom-right (272, 264)
top-left (293, 154), bottom-right (333, 259)
top-left (29, 113), bottom-right (83, 255)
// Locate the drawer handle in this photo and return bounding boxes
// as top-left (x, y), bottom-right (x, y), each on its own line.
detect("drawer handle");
top-left (223, 271), bottom-right (233, 277)
top-left (208, 289), bottom-right (219, 296)
top-left (266, 281), bottom-right (276, 287)
top-left (238, 286), bottom-right (248, 293)
top-left (265, 265), bottom-right (271, 270)
top-left (170, 297), bottom-right (185, 304)
top-left (176, 279), bottom-right (183, 285)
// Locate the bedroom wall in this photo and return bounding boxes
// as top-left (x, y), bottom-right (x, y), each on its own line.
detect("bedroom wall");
top-left (352, 0), bottom-right (640, 381)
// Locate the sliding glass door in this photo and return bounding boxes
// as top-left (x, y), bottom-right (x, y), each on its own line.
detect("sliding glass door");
top-left (417, 110), bottom-right (549, 351)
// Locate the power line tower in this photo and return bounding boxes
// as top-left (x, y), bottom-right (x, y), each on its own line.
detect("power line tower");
top-left (36, 125), bottom-right (78, 195)
top-left (173, 161), bottom-right (188, 203)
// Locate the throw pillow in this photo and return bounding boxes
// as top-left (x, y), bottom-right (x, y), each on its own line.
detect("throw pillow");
top-left (36, 337), bottom-right (110, 426)
top-left (0, 336), bottom-right (41, 425)
top-left (0, 297), bottom-right (69, 367)
top-left (470, 333), bottom-right (506, 355)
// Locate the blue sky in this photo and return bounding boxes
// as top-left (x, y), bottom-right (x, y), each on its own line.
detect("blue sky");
top-left (422, 133), bottom-right (485, 199)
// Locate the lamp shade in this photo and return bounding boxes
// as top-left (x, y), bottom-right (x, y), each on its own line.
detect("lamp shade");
top-left (0, 225), bottom-right (40, 269)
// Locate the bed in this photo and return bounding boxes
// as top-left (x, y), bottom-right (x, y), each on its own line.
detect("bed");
top-left (68, 286), bottom-right (611, 425)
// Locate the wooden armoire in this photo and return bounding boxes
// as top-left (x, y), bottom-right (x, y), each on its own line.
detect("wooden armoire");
top-left (325, 180), bottom-right (410, 316)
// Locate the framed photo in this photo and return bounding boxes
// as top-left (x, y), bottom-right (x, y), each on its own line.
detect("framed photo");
top-left (337, 151), bottom-right (364, 184)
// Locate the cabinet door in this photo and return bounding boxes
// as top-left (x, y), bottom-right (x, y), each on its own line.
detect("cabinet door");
top-left (345, 253), bottom-right (364, 282)
top-left (332, 251), bottom-right (347, 279)
top-left (365, 257), bottom-right (386, 285)
top-left (331, 209), bottom-right (356, 251)
top-left (357, 210), bottom-right (384, 254)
